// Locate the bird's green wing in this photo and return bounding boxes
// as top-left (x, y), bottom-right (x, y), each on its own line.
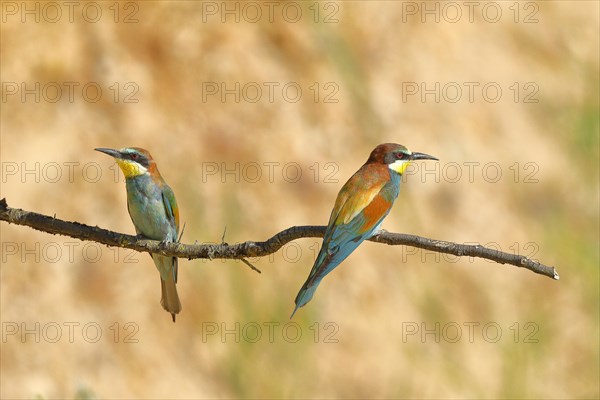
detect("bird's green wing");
top-left (161, 185), bottom-right (179, 283)
top-left (161, 185), bottom-right (179, 234)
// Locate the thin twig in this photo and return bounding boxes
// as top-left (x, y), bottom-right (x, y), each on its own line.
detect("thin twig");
top-left (0, 198), bottom-right (559, 280)
top-left (177, 222), bottom-right (186, 243)
top-left (221, 226), bottom-right (227, 244)
top-left (241, 258), bottom-right (262, 274)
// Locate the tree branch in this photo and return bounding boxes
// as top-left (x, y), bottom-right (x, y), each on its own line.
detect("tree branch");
top-left (0, 198), bottom-right (559, 280)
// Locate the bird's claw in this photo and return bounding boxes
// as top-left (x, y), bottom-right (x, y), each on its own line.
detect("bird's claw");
top-left (157, 239), bottom-right (173, 251)
top-left (374, 228), bottom-right (388, 237)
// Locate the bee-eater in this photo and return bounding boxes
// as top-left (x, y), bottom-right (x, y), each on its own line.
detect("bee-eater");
top-left (95, 147), bottom-right (182, 322)
top-left (291, 143), bottom-right (438, 317)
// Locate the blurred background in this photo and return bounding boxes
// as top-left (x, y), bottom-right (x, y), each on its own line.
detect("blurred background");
top-left (1, 1), bottom-right (598, 398)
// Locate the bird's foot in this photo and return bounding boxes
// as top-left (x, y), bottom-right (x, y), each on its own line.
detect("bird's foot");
top-left (157, 238), bottom-right (174, 252)
top-left (373, 228), bottom-right (388, 238)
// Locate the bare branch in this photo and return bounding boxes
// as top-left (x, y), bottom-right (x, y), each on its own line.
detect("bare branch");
top-left (0, 198), bottom-right (559, 280)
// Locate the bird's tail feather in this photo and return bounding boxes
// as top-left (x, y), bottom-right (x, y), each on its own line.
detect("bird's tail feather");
top-left (160, 275), bottom-right (182, 323)
top-left (290, 281), bottom-right (321, 319)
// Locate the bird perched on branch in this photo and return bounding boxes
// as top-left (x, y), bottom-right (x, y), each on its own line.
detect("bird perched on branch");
top-left (291, 143), bottom-right (437, 317)
top-left (95, 147), bottom-right (181, 322)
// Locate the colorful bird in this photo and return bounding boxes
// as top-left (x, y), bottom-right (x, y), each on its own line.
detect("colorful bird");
top-left (95, 147), bottom-right (182, 322)
top-left (291, 143), bottom-right (437, 317)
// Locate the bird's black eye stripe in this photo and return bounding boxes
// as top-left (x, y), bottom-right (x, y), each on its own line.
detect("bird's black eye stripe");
top-left (126, 152), bottom-right (150, 167)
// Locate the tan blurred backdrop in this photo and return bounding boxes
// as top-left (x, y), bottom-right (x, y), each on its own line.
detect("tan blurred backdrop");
top-left (1, 1), bottom-right (598, 398)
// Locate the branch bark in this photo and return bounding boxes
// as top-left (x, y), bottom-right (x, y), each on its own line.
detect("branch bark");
top-left (0, 198), bottom-right (559, 280)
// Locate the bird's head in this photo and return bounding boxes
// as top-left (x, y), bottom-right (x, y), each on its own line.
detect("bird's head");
top-left (367, 143), bottom-right (438, 175)
top-left (95, 147), bottom-right (157, 178)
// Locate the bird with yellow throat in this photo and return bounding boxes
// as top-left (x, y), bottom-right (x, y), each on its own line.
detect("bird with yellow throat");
top-left (292, 143), bottom-right (437, 317)
top-left (96, 147), bottom-right (181, 322)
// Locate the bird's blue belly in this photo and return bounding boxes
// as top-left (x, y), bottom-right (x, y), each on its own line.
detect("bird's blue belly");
top-left (126, 177), bottom-right (176, 241)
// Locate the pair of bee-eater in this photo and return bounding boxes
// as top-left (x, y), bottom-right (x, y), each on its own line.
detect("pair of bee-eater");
top-left (95, 143), bottom-right (437, 322)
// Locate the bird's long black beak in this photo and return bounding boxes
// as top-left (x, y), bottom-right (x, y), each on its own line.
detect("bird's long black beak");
top-left (95, 147), bottom-right (122, 159)
top-left (411, 152), bottom-right (438, 161)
